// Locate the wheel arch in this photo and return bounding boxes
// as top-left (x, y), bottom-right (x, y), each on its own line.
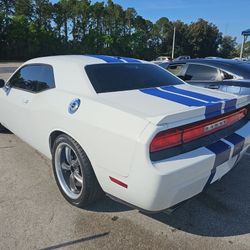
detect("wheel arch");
top-left (49, 130), bottom-right (65, 153)
top-left (49, 129), bottom-right (98, 177)
top-left (49, 130), bottom-right (85, 155)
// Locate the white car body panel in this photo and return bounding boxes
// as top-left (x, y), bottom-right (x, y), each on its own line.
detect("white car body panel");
top-left (0, 55), bottom-right (250, 212)
top-left (100, 85), bottom-right (250, 126)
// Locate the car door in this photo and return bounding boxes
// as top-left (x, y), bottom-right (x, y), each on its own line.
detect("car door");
top-left (0, 64), bottom-right (55, 143)
top-left (183, 63), bottom-right (222, 89)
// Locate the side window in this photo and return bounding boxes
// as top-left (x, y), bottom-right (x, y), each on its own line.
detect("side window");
top-left (221, 70), bottom-right (234, 80)
top-left (184, 64), bottom-right (219, 81)
top-left (167, 64), bottom-right (185, 76)
top-left (8, 64), bottom-right (55, 92)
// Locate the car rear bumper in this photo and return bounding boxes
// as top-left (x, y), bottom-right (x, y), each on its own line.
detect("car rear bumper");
top-left (111, 121), bottom-right (250, 212)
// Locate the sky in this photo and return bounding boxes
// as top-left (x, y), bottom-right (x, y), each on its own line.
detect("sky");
top-left (51, 0), bottom-right (250, 43)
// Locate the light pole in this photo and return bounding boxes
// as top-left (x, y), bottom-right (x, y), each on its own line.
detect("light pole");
top-left (240, 36), bottom-right (246, 59)
top-left (172, 26), bottom-right (176, 60)
top-left (240, 29), bottom-right (250, 59)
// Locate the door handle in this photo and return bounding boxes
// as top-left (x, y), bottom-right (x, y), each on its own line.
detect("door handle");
top-left (207, 84), bottom-right (219, 89)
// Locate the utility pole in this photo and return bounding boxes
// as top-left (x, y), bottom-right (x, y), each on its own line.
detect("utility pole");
top-left (240, 29), bottom-right (250, 59)
top-left (172, 26), bottom-right (176, 60)
top-left (240, 35), bottom-right (246, 59)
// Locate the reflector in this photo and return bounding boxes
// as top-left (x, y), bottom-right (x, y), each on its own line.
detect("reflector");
top-left (109, 176), bottom-right (128, 188)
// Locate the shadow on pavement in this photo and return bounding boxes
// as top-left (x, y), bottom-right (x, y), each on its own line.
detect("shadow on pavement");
top-left (146, 155), bottom-right (250, 237)
top-left (85, 196), bottom-right (133, 213)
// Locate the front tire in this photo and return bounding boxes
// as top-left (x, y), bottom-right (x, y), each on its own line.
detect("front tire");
top-left (52, 134), bottom-right (103, 208)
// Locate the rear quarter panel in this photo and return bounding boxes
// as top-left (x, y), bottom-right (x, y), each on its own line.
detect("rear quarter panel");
top-left (28, 88), bottom-right (149, 177)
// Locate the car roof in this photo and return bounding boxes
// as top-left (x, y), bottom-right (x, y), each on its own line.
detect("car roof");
top-left (24, 55), bottom-right (145, 67)
top-left (170, 58), bottom-right (249, 66)
top-left (19, 55), bottom-right (149, 97)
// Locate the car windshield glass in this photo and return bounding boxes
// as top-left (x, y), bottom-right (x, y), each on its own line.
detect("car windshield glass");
top-left (85, 63), bottom-right (183, 93)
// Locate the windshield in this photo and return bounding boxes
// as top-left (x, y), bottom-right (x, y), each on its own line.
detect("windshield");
top-left (85, 63), bottom-right (183, 93)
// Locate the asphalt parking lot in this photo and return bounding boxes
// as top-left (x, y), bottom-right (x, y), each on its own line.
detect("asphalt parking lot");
top-left (1, 63), bottom-right (250, 250)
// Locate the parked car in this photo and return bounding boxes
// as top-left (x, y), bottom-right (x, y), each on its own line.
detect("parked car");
top-left (152, 56), bottom-right (172, 64)
top-left (174, 55), bottom-right (191, 61)
top-left (205, 57), bottom-right (222, 59)
top-left (159, 58), bottom-right (250, 95)
top-left (233, 57), bottom-right (249, 62)
top-left (0, 55), bottom-right (250, 212)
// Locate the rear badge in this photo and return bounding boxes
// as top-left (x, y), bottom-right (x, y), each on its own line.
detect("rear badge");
top-left (204, 120), bottom-right (226, 132)
top-left (68, 99), bottom-right (81, 114)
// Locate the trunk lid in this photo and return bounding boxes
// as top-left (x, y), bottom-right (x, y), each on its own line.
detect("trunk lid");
top-left (99, 84), bottom-right (250, 127)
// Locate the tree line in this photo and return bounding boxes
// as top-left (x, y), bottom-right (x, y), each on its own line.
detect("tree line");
top-left (0, 0), bottom-right (239, 61)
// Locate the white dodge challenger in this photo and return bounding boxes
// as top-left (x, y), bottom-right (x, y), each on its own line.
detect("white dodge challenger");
top-left (0, 55), bottom-right (250, 212)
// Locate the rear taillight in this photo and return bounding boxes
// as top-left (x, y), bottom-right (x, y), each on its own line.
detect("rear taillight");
top-left (150, 129), bottom-right (182, 152)
top-left (150, 108), bottom-right (247, 153)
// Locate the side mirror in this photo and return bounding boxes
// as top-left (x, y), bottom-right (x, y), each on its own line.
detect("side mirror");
top-left (0, 79), bottom-right (5, 88)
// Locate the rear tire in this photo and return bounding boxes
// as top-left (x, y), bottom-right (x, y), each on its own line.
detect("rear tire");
top-left (52, 134), bottom-right (103, 208)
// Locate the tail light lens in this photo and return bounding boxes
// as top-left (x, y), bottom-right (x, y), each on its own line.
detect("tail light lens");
top-left (150, 129), bottom-right (182, 152)
top-left (150, 108), bottom-right (247, 153)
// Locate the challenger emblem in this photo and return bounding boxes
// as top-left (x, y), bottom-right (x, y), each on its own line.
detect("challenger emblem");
top-left (204, 120), bottom-right (226, 132)
top-left (68, 99), bottom-right (81, 114)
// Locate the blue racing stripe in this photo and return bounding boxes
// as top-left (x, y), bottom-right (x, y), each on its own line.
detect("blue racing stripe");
top-left (224, 133), bottom-right (245, 157)
top-left (140, 88), bottom-right (222, 118)
top-left (224, 99), bottom-right (237, 112)
top-left (161, 86), bottom-right (223, 102)
top-left (203, 140), bottom-right (231, 190)
top-left (141, 88), bottom-right (210, 106)
top-left (206, 140), bottom-right (231, 167)
top-left (119, 57), bottom-right (142, 63)
top-left (86, 55), bottom-right (124, 63)
top-left (161, 85), bottom-right (237, 113)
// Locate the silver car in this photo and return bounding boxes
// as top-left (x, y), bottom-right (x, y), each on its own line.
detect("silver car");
top-left (159, 58), bottom-right (250, 95)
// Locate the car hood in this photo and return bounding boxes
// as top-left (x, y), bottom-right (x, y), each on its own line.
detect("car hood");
top-left (98, 84), bottom-right (250, 126)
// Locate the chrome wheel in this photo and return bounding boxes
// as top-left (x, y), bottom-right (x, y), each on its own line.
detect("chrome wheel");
top-left (54, 143), bottom-right (83, 199)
